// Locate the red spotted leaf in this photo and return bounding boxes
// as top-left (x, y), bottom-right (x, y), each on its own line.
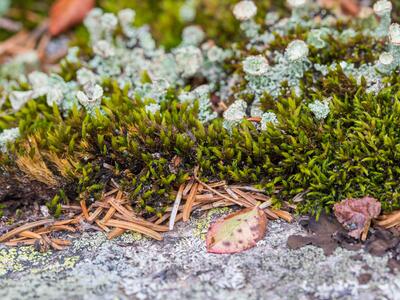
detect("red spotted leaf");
top-left (334, 196), bottom-right (381, 239)
top-left (49, 0), bottom-right (95, 36)
top-left (206, 207), bottom-right (267, 254)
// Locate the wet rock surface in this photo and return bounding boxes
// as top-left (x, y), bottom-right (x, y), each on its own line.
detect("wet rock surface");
top-left (1, 210), bottom-right (400, 300)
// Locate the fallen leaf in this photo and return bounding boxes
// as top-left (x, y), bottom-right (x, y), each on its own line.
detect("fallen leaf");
top-left (206, 206), bottom-right (267, 254)
top-left (333, 196), bottom-right (381, 239)
top-left (49, 0), bottom-right (95, 36)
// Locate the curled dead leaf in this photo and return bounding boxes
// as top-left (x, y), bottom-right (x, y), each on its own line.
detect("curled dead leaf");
top-left (49, 0), bottom-right (95, 36)
top-left (206, 206), bottom-right (267, 254)
top-left (333, 196), bottom-right (381, 239)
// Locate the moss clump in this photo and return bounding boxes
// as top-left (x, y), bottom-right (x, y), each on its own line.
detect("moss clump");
top-left (2, 1), bottom-right (400, 219)
top-left (1, 68), bottom-right (400, 217)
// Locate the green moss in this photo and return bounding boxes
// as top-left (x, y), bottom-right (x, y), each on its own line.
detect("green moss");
top-left (3, 1), bottom-right (400, 220)
top-left (1, 66), bottom-right (400, 217)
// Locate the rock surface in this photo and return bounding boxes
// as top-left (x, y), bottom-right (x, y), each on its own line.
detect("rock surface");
top-left (1, 209), bottom-right (399, 300)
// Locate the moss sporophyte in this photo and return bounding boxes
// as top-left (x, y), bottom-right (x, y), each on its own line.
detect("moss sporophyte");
top-left (2, 0), bottom-right (400, 221)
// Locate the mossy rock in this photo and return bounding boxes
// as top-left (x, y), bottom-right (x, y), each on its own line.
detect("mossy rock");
top-left (1, 0), bottom-right (400, 219)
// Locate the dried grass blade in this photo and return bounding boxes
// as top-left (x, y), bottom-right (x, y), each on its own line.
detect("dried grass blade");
top-left (271, 209), bottom-right (293, 222)
top-left (4, 239), bottom-right (37, 247)
top-left (156, 213), bottom-right (171, 226)
top-left (104, 188), bottom-right (119, 197)
top-left (101, 206), bottom-right (117, 223)
top-left (169, 184), bottom-right (185, 230)
top-left (0, 219), bottom-right (53, 243)
top-left (87, 207), bottom-right (103, 223)
top-left (51, 239), bottom-right (71, 246)
top-left (53, 219), bottom-right (78, 226)
top-left (199, 201), bottom-right (235, 211)
top-left (104, 219), bottom-right (163, 240)
top-left (19, 231), bottom-right (42, 239)
top-left (258, 201), bottom-right (272, 210)
top-left (182, 180), bottom-right (194, 196)
top-left (231, 188), bottom-right (258, 207)
top-left (61, 205), bottom-right (82, 211)
top-left (252, 193), bottom-right (271, 202)
top-left (95, 220), bottom-right (110, 232)
top-left (113, 213), bottom-right (169, 232)
top-left (264, 209), bottom-right (279, 220)
top-left (183, 183), bottom-right (199, 222)
top-left (107, 227), bottom-right (126, 240)
top-left (80, 200), bottom-right (90, 220)
top-left (208, 181), bottom-right (227, 188)
top-left (195, 178), bottom-right (249, 207)
top-left (361, 219), bottom-right (371, 241)
top-left (50, 225), bottom-right (76, 232)
top-left (42, 234), bottom-right (64, 251)
top-left (228, 185), bottom-right (265, 193)
top-left (376, 211), bottom-right (400, 228)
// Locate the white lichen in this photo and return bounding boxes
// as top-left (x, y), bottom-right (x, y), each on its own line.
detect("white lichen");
top-left (309, 100), bottom-right (330, 120)
top-left (285, 40), bottom-right (309, 62)
top-left (374, 0), bottom-right (392, 37)
top-left (182, 25), bottom-right (205, 46)
top-left (0, 127), bottom-right (20, 152)
top-left (174, 46), bottom-right (204, 78)
top-left (233, 1), bottom-right (257, 21)
top-left (243, 55), bottom-right (269, 76)
top-left (261, 112), bottom-right (278, 130)
top-left (223, 100), bottom-right (247, 131)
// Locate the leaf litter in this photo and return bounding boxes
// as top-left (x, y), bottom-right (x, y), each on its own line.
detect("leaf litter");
top-left (206, 206), bottom-right (267, 254)
top-left (0, 176), bottom-right (292, 252)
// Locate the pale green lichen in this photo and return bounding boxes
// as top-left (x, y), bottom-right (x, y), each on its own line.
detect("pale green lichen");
top-left (373, 0), bottom-right (392, 37)
top-left (0, 246), bottom-right (51, 277)
top-left (308, 99), bottom-right (330, 120)
top-left (193, 207), bottom-right (232, 240)
top-left (0, 127), bottom-right (19, 153)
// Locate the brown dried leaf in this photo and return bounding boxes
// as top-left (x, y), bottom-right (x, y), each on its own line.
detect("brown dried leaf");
top-left (334, 196), bottom-right (381, 239)
top-left (206, 207), bottom-right (267, 254)
top-left (318, 0), bottom-right (360, 16)
top-left (49, 0), bottom-right (95, 36)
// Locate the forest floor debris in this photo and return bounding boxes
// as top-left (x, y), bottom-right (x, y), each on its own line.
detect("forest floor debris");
top-left (0, 179), bottom-right (292, 252)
